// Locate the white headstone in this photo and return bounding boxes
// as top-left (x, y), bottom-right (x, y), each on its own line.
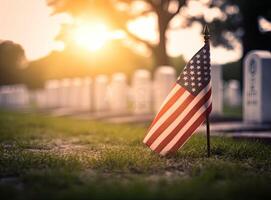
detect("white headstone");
top-left (68, 78), bottom-right (83, 109)
top-left (153, 66), bottom-right (176, 112)
top-left (34, 89), bottom-right (47, 109)
top-left (59, 78), bottom-right (71, 108)
top-left (13, 84), bottom-right (29, 107)
top-left (131, 69), bottom-right (152, 114)
top-left (80, 77), bottom-right (92, 111)
top-left (0, 87), bottom-right (3, 106)
top-left (7, 86), bottom-right (16, 107)
top-left (225, 80), bottom-right (241, 107)
top-left (243, 50), bottom-right (271, 123)
top-left (210, 65), bottom-right (223, 116)
top-left (94, 75), bottom-right (109, 112)
top-left (109, 73), bottom-right (128, 113)
top-left (0, 86), bottom-right (10, 107)
top-left (45, 80), bottom-right (60, 108)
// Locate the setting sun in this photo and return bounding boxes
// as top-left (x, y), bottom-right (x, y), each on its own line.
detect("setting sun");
top-left (73, 22), bottom-right (109, 52)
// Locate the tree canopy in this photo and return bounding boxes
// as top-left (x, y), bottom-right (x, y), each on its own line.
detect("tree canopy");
top-left (184, 0), bottom-right (271, 56)
top-left (0, 41), bottom-right (27, 85)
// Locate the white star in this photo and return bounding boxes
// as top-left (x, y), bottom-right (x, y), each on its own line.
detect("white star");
top-left (184, 76), bottom-right (188, 80)
top-left (192, 88), bottom-right (196, 92)
top-left (190, 71), bottom-right (195, 75)
top-left (203, 49), bottom-right (206, 53)
top-left (203, 55), bottom-right (207, 59)
top-left (197, 60), bottom-right (201, 64)
top-left (197, 71), bottom-right (201, 75)
top-left (204, 61), bottom-right (207, 64)
top-left (190, 65), bottom-right (194, 69)
top-left (196, 55), bottom-right (200, 58)
top-left (197, 77), bottom-right (202, 81)
top-left (184, 82), bottom-right (188, 86)
top-left (198, 83), bottom-right (202, 86)
top-left (183, 71), bottom-right (187, 75)
top-left (190, 60), bottom-right (194, 64)
top-left (204, 72), bottom-right (208, 75)
top-left (191, 82), bottom-right (195, 86)
top-left (204, 66), bottom-right (208, 70)
top-left (204, 77), bottom-right (208, 81)
top-left (191, 76), bottom-right (195, 80)
top-left (197, 66), bottom-right (201, 69)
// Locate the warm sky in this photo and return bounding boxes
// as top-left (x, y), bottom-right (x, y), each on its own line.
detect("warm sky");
top-left (0, 0), bottom-right (242, 64)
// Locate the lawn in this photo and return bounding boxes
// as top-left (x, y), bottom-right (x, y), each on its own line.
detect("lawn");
top-left (0, 110), bottom-right (270, 200)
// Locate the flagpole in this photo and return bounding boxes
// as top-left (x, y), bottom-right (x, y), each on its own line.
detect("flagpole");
top-left (203, 25), bottom-right (211, 157)
top-left (206, 114), bottom-right (211, 157)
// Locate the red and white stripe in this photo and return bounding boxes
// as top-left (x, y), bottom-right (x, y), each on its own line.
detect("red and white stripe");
top-left (143, 83), bottom-right (212, 155)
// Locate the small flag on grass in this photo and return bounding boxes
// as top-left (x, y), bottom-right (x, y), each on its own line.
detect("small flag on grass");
top-left (143, 38), bottom-right (212, 156)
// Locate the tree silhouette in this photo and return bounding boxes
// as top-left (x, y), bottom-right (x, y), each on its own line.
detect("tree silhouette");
top-left (48, 0), bottom-right (187, 67)
top-left (184, 0), bottom-right (271, 57)
top-left (0, 41), bottom-right (27, 85)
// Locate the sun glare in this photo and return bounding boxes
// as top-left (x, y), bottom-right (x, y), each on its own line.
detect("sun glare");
top-left (73, 22), bottom-right (109, 52)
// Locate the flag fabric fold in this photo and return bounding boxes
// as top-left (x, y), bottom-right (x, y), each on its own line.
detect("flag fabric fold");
top-left (143, 43), bottom-right (212, 156)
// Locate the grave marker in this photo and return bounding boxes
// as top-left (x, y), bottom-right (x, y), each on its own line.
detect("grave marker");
top-left (225, 80), bottom-right (241, 107)
top-left (109, 73), bottom-right (128, 113)
top-left (210, 65), bottom-right (223, 116)
top-left (243, 50), bottom-right (271, 123)
top-left (131, 69), bottom-right (152, 114)
top-left (153, 66), bottom-right (176, 112)
top-left (94, 75), bottom-right (109, 112)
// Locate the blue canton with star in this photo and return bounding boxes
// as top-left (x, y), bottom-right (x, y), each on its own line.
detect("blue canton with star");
top-left (177, 44), bottom-right (210, 96)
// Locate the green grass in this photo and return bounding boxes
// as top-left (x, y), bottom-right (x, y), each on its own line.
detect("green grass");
top-left (223, 105), bottom-right (243, 118)
top-left (0, 110), bottom-right (271, 200)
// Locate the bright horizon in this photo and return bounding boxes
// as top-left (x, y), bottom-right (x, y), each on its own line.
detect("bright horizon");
top-left (0, 0), bottom-right (242, 64)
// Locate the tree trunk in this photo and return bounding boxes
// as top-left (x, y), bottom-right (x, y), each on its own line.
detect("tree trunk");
top-left (153, 13), bottom-right (170, 67)
top-left (153, 41), bottom-right (169, 67)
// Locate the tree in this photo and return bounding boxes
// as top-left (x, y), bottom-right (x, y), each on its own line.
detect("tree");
top-left (0, 41), bottom-right (27, 85)
top-left (118, 0), bottom-right (187, 66)
top-left (183, 0), bottom-right (271, 57)
top-left (48, 0), bottom-right (187, 67)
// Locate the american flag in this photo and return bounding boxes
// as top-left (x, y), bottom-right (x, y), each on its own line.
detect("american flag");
top-left (143, 43), bottom-right (212, 156)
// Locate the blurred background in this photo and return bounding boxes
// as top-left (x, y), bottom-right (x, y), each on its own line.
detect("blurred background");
top-left (0, 0), bottom-right (270, 89)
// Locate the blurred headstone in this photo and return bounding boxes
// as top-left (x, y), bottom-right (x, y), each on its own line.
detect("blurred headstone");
top-left (80, 77), bottom-right (92, 111)
top-left (34, 89), bottom-right (47, 109)
top-left (131, 69), bottom-right (152, 114)
top-left (225, 80), bottom-right (241, 107)
top-left (0, 86), bottom-right (10, 107)
top-left (153, 66), bottom-right (176, 112)
top-left (59, 78), bottom-right (71, 108)
top-left (243, 50), bottom-right (271, 123)
top-left (0, 84), bottom-right (29, 108)
top-left (68, 78), bottom-right (82, 109)
top-left (7, 86), bottom-right (16, 107)
top-left (210, 65), bottom-right (223, 116)
top-left (45, 80), bottom-right (60, 108)
top-left (0, 87), bottom-right (3, 106)
top-left (109, 73), bottom-right (128, 113)
top-left (94, 75), bottom-right (109, 112)
top-left (14, 84), bottom-right (29, 108)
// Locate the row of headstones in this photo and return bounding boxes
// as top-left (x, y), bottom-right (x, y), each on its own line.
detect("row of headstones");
top-left (0, 66), bottom-right (241, 114)
top-left (0, 50), bottom-right (270, 123)
top-left (33, 67), bottom-right (177, 114)
top-left (0, 84), bottom-right (29, 108)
